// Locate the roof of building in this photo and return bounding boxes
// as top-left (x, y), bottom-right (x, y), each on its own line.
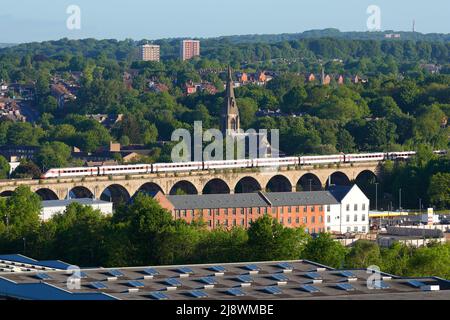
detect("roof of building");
top-left (41, 198), bottom-right (112, 208)
top-left (327, 185), bottom-right (354, 202)
top-left (262, 191), bottom-right (340, 206)
top-left (0, 254), bottom-right (72, 272)
top-left (167, 193), bottom-right (269, 210)
top-left (0, 258), bottom-right (448, 300)
top-left (166, 190), bottom-right (341, 210)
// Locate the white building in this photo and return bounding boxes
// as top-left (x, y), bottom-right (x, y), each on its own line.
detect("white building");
top-left (325, 185), bottom-right (370, 234)
top-left (40, 198), bottom-right (113, 221)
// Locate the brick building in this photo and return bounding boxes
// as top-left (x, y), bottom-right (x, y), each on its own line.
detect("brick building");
top-left (152, 186), bottom-right (370, 234)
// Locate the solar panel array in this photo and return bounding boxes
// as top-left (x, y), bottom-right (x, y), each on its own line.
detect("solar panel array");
top-left (35, 273), bottom-right (52, 280)
top-left (4, 260), bottom-right (444, 300)
top-left (336, 283), bottom-right (355, 291)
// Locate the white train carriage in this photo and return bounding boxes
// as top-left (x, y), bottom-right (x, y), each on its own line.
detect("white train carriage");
top-left (345, 153), bottom-right (385, 163)
top-left (433, 150), bottom-right (448, 156)
top-left (253, 157), bottom-right (299, 168)
top-left (204, 159), bottom-right (253, 170)
top-left (99, 164), bottom-right (151, 176)
top-left (387, 151), bottom-right (416, 160)
top-left (300, 154), bottom-right (345, 165)
top-left (41, 167), bottom-right (98, 179)
top-left (153, 161), bottom-right (203, 173)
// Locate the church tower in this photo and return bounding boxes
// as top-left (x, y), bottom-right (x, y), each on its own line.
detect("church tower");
top-left (221, 66), bottom-right (240, 135)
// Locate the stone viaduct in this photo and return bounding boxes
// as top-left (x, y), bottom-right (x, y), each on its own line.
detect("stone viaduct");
top-left (0, 162), bottom-right (381, 206)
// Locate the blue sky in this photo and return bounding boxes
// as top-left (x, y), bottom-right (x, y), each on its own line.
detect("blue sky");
top-left (1, 0), bottom-right (449, 43)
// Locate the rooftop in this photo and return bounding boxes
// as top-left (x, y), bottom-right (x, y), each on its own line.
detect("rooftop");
top-left (0, 257), bottom-right (448, 300)
top-left (41, 198), bottom-right (112, 208)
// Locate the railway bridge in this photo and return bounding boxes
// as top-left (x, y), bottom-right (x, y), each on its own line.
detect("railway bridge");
top-left (0, 162), bottom-right (381, 206)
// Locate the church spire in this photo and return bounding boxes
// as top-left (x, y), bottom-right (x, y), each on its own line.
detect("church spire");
top-left (221, 66), bottom-right (240, 135)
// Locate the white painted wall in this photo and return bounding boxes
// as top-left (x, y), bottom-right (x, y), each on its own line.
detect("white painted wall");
top-left (40, 201), bottom-right (113, 221)
top-left (339, 185), bottom-right (370, 234)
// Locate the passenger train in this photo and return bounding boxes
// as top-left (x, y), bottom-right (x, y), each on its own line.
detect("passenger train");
top-left (40, 150), bottom-right (448, 179)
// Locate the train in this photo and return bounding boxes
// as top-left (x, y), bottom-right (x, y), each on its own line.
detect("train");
top-left (40, 150), bottom-right (448, 179)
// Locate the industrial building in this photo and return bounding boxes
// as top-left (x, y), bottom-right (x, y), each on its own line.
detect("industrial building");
top-left (153, 185), bottom-right (370, 234)
top-left (40, 198), bottom-right (113, 221)
top-left (0, 254), bottom-right (448, 300)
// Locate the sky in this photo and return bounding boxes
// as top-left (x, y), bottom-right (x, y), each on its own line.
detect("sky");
top-left (0, 0), bottom-right (449, 43)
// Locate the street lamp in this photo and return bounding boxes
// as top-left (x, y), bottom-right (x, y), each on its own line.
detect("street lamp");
top-left (23, 237), bottom-right (26, 254)
top-left (374, 182), bottom-right (379, 211)
top-left (308, 179), bottom-right (312, 192)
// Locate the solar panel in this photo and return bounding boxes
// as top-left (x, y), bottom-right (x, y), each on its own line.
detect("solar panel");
top-left (305, 272), bottom-right (322, 280)
top-left (189, 290), bottom-right (208, 298)
top-left (372, 281), bottom-right (390, 290)
top-left (407, 280), bottom-right (426, 288)
top-left (108, 269), bottom-right (124, 277)
top-left (209, 265), bottom-right (226, 273)
top-left (340, 271), bottom-right (356, 278)
top-left (90, 281), bottom-right (108, 289)
top-left (226, 288), bottom-right (246, 297)
top-left (244, 264), bottom-right (261, 271)
top-left (128, 280), bottom-right (145, 288)
top-left (143, 268), bottom-right (159, 276)
top-left (300, 285), bottom-right (321, 293)
top-left (271, 274), bottom-right (289, 282)
top-left (263, 286), bottom-right (283, 295)
top-left (149, 292), bottom-right (169, 300)
top-left (35, 273), bottom-right (52, 280)
top-left (199, 277), bottom-right (218, 285)
top-left (165, 278), bottom-right (182, 287)
top-left (336, 283), bottom-right (355, 291)
top-left (177, 267), bottom-right (194, 274)
top-left (277, 262), bottom-right (294, 270)
top-left (237, 275), bottom-right (254, 283)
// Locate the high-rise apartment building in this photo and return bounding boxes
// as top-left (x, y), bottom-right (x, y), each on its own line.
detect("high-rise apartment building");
top-left (140, 44), bottom-right (160, 62)
top-left (180, 40), bottom-right (200, 61)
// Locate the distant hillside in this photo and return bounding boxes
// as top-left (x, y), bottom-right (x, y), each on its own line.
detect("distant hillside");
top-left (0, 43), bottom-right (16, 48)
top-left (211, 28), bottom-right (450, 44)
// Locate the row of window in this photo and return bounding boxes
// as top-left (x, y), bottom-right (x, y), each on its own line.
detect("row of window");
top-left (175, 205), bottom-right (327, 218)
top-left (345, 203), bottom-right (367, 211)
top-left (207, 218), bottom-right (327, 229)
top-left (345, 214), bottom-right (367, 222)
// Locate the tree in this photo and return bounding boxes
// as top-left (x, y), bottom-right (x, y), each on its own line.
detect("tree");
top-left (406, 243), bottom-right (450, 279)
top-left (302, 233), bottom-right (347, 268)
top-left (50, 203), bottom-right (108, 266)
top-left (369, 96), bottom-right (403, 118)
top-left (0, 155), bottom-right (10, 179)
top-left (0, 186), bottom-right (41, 238)
top-left (345, 240), bottom-right (382, 268)
top-left (35, 142), bottom-right (72, 171)
top-left (428, 173), bottom-right (450, 209)
top-left (237, 97), bottom-right (258, 128)
top-left (11, 161), bottom-right (42, 179)
top-left (281, 86), bottom-right (307, 114)
top-left (247, 215), bottom-right (308, 261)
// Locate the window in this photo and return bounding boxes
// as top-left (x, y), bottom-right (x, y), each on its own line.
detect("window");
top-left (296, 207), bottom-right (300, 213)
top-left (311, 216), bottom-right (315, 224)
top-left (327, 205), bottom-right (331, 212)
top-left (232, 208), bottom-right (236, 215)
top-left (327, 216), bottom-right (331, 223)
top-left (233, 220), bottom-right (237, 226)
top-left (288, 207), bottom-right (292, 213)
top-left (303, 217), bottom-right (308, 224)
top-left (209, 221), bottom-right (212, 227)
top-left (303, 207), bottom-right (307, 213)
top-left (346, 204), bottom-right (350, 211)
top-left (287, 217), bottom-right (291, 224)
top-left (319, 206), bottom-right (323, 212)
top-left (362, 204), bottom-right (366, 211)
top-left (296, 217), bottom-right (300, 224)
top-left (261, 207), bottom-right (266, 214)
top-left (362, 214), bottom-right (366, 222)
top-left (327, 227), bottom-right (331, 231)
top-left (346, 215), bottom-right (350, 222)
top-left (319, 216), bottom-right (323, 223)
top-left (354, 214), bottom-right (358, 222)
top-left (215, 209), bottom-right (220, 216)
top-left (362, 226), bottom-right (366, 232)
top-left (207, 209), bottom-right (212, 217)
top-left (280, 207), bottom-right (284, 214)
top-left (241, 219), bottom-right (245, 226)
top-left (347, 227), bottom-right (351, 233)
top-left (257, 207), bottom-right (260, 215)
top-left (311, 206), bottom-right (315, 212)
top-left (354, 204), bottom-right (358, 211)
top-left (354, 226), bottom-right (358, 232)
top-left (311, 228), bottom-right (316, 234)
